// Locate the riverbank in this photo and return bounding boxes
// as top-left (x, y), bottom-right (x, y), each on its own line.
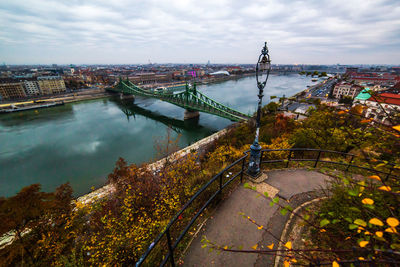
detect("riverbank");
top-left (0, 74), bottom-right (255, 110)
top-left (0, 89), bottom-right (111, 110)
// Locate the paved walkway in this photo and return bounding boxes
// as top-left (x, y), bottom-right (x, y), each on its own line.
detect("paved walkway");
top-left (182, 169), bottom-right (330, 267)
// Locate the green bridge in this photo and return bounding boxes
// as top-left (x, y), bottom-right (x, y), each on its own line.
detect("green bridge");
top-left (108, 79), bottom-right (250, 122)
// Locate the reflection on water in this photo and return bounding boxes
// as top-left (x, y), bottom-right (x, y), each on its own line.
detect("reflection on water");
top-left (110, 97), bottom-right (204, 134)
top-left (0, 104), bottom-right (74, 128)
top-left (0, 74), bottom-right (312, 197)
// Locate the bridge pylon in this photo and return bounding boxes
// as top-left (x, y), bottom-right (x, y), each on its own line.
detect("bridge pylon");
top-left (184, 109), bottom-right (200, 120)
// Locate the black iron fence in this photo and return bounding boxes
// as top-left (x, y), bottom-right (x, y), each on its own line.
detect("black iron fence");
top-left (136, 148), bottom-right (398, 267)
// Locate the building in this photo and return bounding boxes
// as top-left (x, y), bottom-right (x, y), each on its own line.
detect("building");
top-left (354, 93), bottom-right (400, 125)
top-left (128, 72), bottom-right (172, 85)
top-left (37, 76), bottom-right (66, 95)
top-left (24, 80), bottom-right (41, 96)
top-left (209, 71), bottom-right (230, 77)
top-left (0, 80), bottom-right (27, 100)
top-left (332, 82), bottom-right (363, 99)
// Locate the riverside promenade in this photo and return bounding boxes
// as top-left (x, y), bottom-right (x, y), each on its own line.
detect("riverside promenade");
top-left (182, 169), bottom-right (331, 267)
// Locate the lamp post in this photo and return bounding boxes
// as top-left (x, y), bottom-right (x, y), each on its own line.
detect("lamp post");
top-left (248, 42), bottom-right (271, 177)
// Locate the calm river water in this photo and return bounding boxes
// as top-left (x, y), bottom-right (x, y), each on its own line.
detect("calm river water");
top-left (0, 74), bottom-right (313, 197)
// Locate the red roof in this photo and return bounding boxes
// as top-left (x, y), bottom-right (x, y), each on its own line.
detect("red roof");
top-left (353, 77), bottom-right (392, 81)
top-left (368, 93), bottom-right (400, 106)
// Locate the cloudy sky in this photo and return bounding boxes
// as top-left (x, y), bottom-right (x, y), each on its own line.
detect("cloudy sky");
top-left (0, 0), bottom-right (399, 65)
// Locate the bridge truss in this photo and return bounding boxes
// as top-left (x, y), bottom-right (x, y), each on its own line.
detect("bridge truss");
top-left (108, 79), bottom-right (250, 122)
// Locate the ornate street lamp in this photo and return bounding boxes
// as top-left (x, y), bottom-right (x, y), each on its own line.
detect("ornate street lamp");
top-left (248, 42), bottom-right (271, 177)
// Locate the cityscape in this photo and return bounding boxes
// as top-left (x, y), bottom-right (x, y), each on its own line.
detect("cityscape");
top-left (1, 63), bottom-right (399, 125)
top-left (0, 0), bottom-right (399, 266)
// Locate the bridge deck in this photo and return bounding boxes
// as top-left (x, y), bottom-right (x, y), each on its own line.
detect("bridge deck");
top-left (109, 80), bottom-right (250, 122)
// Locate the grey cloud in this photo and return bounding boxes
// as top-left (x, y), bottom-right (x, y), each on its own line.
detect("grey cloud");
top-left (0, 0), bottom-right (399, 64)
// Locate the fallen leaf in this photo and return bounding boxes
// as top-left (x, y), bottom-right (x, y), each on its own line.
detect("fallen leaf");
top-left (251, 244), bottom-right (258, 250)
top-left (267, 243), bottom-right (274, 249)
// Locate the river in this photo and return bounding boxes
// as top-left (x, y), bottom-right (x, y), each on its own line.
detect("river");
top-left (0, 74), bottom-right (313, 197)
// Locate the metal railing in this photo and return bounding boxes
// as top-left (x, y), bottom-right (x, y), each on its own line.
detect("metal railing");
top-left (136, 148), bottom-right (398, 266)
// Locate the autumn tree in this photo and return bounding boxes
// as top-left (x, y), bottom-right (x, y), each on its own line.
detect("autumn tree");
top-left (0, 183), bottom-right (74, 266)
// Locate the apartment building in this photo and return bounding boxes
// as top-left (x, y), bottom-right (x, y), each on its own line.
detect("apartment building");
top-left (37, 76), bottom-right (66, 95)
top-left (332, 82), bottom-right (363, 99)
top-left (24, 80), bottom-right (41, 96)
top-left (0, 80), bottom-right (27, 99)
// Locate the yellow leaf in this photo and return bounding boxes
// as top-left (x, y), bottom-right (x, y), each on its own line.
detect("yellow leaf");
top-left (385, 227), bottom-right (397, 233)
top-left (320, 229), bottom-right (326, 232)
top-left (359, 257), bottom-right (365, 260)
top-left (386, 217), bottom-right (399, 227)
top-left (251, 244), bottom-right (258, 250)
top-left (338, 110), bottom-right (347, 115)
top-left (258, 225), bottom-right (264, 230)
top-left (284, 241), bottom-right (292, 249)
top-left (332, 260), bottom-right (339, 267)
top-left (369, 175), bottom-right (381, 181)
top-left (291, 258), bottom-right (297, 263)
top-left (352, 105), bottom-right (364, 115)
top-left (375, 231), bottom-right (383, 237)
top-left (267, 243), bottom-right (274, 249)
top-left (345, 236), bottom-right (351, 240)
top-left (393, 125), bottom-right (400, 132)
top-left (284, 261), bottom-right (290, 267)
top-left (359, 240), bottom-right (369, 247)
top-left (369, 218), bottom-right (384, 226)
top-left (223, 246), bottom-right (228, 250)
top-left (378, 186), bottom-right (391, 192)
top-left (362, 198), bottom-right (374, 205)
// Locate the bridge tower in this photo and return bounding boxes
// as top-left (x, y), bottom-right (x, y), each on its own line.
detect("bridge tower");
top-left (184, 82), bottom-right (200, 120)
